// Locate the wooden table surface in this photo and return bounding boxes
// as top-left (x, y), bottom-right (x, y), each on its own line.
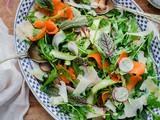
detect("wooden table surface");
top-left (0, 0), bottom-right (159, 120)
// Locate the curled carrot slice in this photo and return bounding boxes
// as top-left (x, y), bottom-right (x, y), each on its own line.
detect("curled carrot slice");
top-left (34, 20), bottom-right (45, 29)
top-left (29, 27), bottom-right (46, 41)
top-left (44, 20), bottom-right (58, 34)
top-left (87, 52), bottom-right (109, 69)
top-left (101, 91), bottom-right (110, 103)
top-left (52, 0), bottom-right (67, 15)
top-left (130, 61), bottom-right (145, 75)
top-left (57, 64), bottom-right (77, 84)
top-left (51, 7), bottom-right (73, 22)
top-left (109, 72), bottom-right (121, 82)
top-left (57, 63), bottom-right (70, 84)
top-left (127, 75), bottom-right (142, 91)
top-left (118, 51), bottom-right (128, 64)
top-left (68, 67), bottom-right (77, 79)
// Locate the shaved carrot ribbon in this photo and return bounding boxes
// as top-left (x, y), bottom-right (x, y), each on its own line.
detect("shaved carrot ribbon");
top-left (127, 75), bottom-right (142, 91)
top-left (101, 91), bottom-right (110, 103)
top-left (34, 0), bottom-right (73, 21)
top-left (34, 20), bottom-right (46, 28)
top-left (29, 27), bottom-right (46, 41)
top-left (87, 52), bottom-right (109, 69)
top-left (118, 51), bottom-right (146, 75)
top-left (30, 19), bottom-right (59, 41)
top-left (51, 7), bottom-right (73, 22)
top-left (130, 61), bottom-right (146, 75)
top-left (109, 72), bottom-right (121, 82)
top-left (57, 64), bottom-right (76, 84)
top-left (44, 20), bottom-right (58, 34)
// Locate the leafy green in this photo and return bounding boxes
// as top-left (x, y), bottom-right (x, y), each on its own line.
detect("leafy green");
top-left (27, 10), bottom-right (38, 23)
top-left (99, 18), bottom-right (109, 29)
top-left (82, 0), bottom-right (90, 4)
top-left (99, 33), bottom-right (115, 57)
top-left (59, 16), bottom-right (89, 30)
top-left (33, 28), bottom-right (41, 37)
top-left (59, 103), bottom-right (90, 120)
top-left (147, 92), bottom-right (160, 108)
top-left (35, 0), bottom-right (54, 13)
top-left (40, 68), bottom-right (58, 91)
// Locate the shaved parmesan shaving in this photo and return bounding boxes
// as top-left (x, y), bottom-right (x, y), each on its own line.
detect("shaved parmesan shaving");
top-left (49, 96), bottom-right (64, 106)
top-left (68, 41), bottom-right (78, 56)
top-left (16, 20), bottom-right (34, 40)
top-left (73, 75), bottom-right (92, 95)
top-left (87, 106), bottom-right (105, 119)
top-left (140, 76), bottom-right (160, 99)
top-left (133, 37), bottom-right (145, 47)
top-left (71, 7), bottom-right (81, 18)
top-left (119, 95), bottom-right (147, 118)
top-left (138, 51), bottom-right (147, 65)
top-left (58, 81), bottom-right (68, 102)
top-left (34, 11), bottom-right (44, 19)
top-left (52, 30), bottom-right (66, 50)
top-left (29, 63), bottom-right (46, 81)
top-left (105, 100), bottom-right (116, 112)
top-left (80, 66), bottom-right (101, 87)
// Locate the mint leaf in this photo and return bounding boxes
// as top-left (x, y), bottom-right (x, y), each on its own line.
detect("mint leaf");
top-left (35, 0), bottom-right (54, 13)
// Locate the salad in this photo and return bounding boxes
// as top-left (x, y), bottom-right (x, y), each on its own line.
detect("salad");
top-left (17, 0), bottom-right (160, 119)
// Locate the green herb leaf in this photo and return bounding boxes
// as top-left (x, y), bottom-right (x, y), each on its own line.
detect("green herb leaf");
top-left (147, 92), bottom-right (160, 108)
top-left (40, 68), bottom-right (58, 91)
top-left (35, 0), bottom-right (54, 13)
top-left (59, 16), bottom-right (88, 30)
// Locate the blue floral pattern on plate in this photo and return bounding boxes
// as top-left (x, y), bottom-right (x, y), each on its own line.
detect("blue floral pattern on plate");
top-left (14, 0), bottom-right (160, 119)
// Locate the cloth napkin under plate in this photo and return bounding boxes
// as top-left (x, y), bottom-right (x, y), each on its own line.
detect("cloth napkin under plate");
top-left (0, 18), bottom-right (29, 120)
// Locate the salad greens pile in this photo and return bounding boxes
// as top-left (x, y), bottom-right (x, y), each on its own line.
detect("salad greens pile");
top-left (19, 0), bottom-right (160, 119)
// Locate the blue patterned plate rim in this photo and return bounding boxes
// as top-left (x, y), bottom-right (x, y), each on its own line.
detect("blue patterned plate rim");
top-left (14, 0), bottom-right (160, 120)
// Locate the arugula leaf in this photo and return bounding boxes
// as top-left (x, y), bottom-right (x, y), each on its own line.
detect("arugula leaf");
top-left (40, 68), bottom-right (58, 91)
top-left (99, 18), bottom-right (109, 29)
top-left (38, 37), bottom-right (55, 61)
top-left (27, 10), bottom-right (38, 23)
top-left (147, 92), bottom-right (160, 108)
top-left (59, 103), bottom-right (90, 120)
top-left (35, 0), bottom-right (54, 13)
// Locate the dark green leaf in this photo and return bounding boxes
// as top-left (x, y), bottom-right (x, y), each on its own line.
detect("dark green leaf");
top-left (35, 0), bottom-right (54, 13)
top-left (40, 68), bottom-right (58, 91)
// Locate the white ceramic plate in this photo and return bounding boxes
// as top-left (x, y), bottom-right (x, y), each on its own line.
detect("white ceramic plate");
top-left (14, 0), bottom-right (160, 119)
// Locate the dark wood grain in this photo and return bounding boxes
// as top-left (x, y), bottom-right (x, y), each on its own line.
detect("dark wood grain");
top-left (0, 0), bottom-right (159, 120)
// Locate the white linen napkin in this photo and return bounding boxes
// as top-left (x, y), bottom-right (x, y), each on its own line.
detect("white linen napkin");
top-left (0, 18), bottom-right (29, 120)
